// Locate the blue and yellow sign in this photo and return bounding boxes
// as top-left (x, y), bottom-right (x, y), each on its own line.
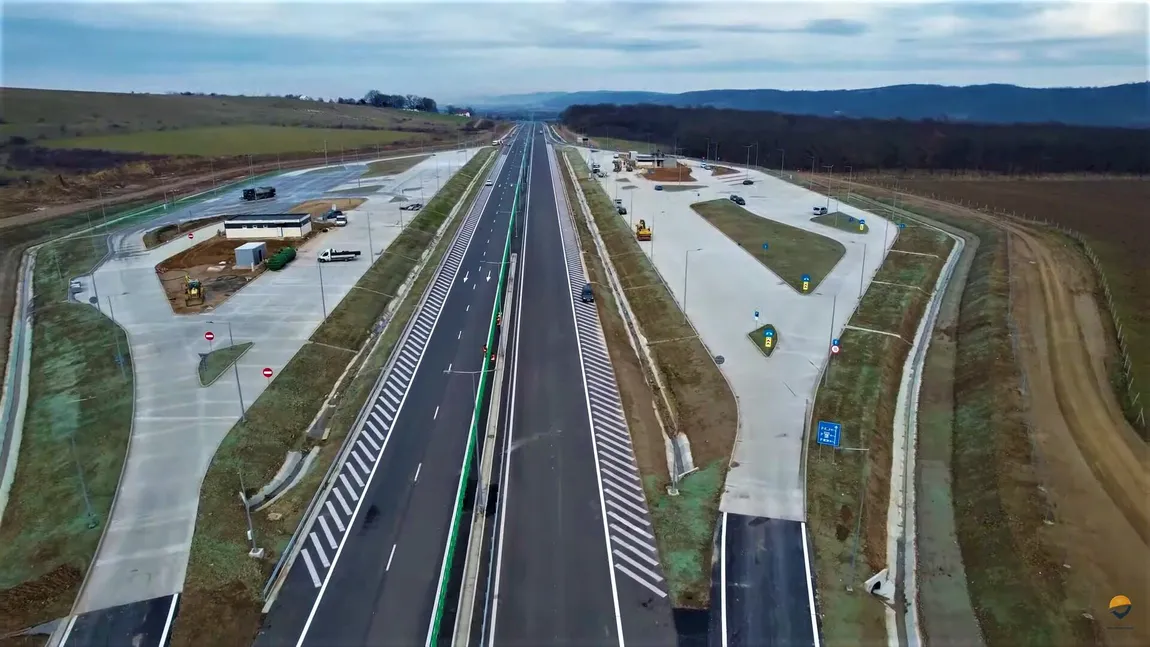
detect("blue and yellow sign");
top-left (763, 328), bottom-right (775, 349)
top-left (1110, 595), bottom-right (1132, 620)
top-left (859, 218), bottom-right (867, 232)
top-left (801, 273), bottom-right (811, 292)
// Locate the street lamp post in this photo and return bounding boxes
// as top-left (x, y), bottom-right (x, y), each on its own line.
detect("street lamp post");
top-left (822, 164), bottom-right (835, 212)
top-left (684, 248), bottom-right (702, 313)
top-left (777, 148), bottom-right (785, 173)
top-left (317, 259), bottom-right (329, 319)
top-left (844, 165), bottom-right (854, 202)
top-left (66, 396), bottom-right (100, 528)
top-left (208, 319), bottom-right (248, 421)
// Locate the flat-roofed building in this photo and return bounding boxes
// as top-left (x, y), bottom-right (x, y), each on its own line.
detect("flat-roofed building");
top-left (223, 213), bottom-right (312, 240)
top-left (630, 150), bottom-right (666, 167)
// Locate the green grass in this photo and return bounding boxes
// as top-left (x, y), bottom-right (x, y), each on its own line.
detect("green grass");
top-left (564, 148), bottom-right (737, 608)
top-left (43, 125), bottom-right (431, 157)
top-left (198, 342), bottom-right (253, 387)
top-left (362, 155), bottom-right (430, 178)
top-left (657, 185), bottom-right (705, 193)
top-left (690, 199), bottom-right (846, 293)
top-left (812, 212), bottom-right (869, 234)
top-left (0, 235), bottom-right (133, 634)
top-left (644, 460), bottom-right (725, 606)
top-left (850, 192), bottom-right (1093, 647)
top-left (1, 88), bottom-right (469, 142)
top-left (747, 324), bottom-right (779, 356)
top-left (169, 146), bottom-right (497, 647)
top-left (805, 218), bottom-right (954, 645)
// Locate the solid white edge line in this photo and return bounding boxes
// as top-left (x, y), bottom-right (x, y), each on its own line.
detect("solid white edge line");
top-left (801, 521), bottom-right (821, 647)
top-left (58, 614), bottom-right (78, 646)
top-left (424, 131), bottom-right (528, 647)
top-left (293, 146), bottom-right (506, 647)
top-left (486, 128), bottom-right (534, 647)
top-left (721, 512), bottom-right (729, 647)
top-left (549, 140), bottom-right (626, 647)
top-left (157, 593), bottom-right (179, 647)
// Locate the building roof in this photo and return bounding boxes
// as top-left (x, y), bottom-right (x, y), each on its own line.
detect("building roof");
top-left (225, 213), bottom-right (310, 225)
top-left (235, 241), bottom-right (267, 250)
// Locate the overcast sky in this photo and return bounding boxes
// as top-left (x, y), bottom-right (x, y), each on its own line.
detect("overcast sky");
top-left (4, 1), bottom-right (1147, 104)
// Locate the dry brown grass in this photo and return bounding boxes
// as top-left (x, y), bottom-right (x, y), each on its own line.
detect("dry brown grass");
top-left (286, 197), bottom-right (367, 219)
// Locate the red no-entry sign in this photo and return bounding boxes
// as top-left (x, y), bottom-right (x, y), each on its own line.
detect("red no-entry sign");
top-left (204, 331), bottom-right (215, 342)
top-left (187, 232), bottom-right (194, 239)
top-left (262, 367), bottom-right (274, 379)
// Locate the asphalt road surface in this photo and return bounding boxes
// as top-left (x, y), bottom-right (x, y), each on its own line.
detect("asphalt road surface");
top-left (256, 130), bottom-right (529, 647)
top-left (476, 130), bottom-right (676, 647)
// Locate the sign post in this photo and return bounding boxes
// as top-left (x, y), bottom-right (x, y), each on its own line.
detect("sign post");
top-left (187, 232), bottom-right (194, 240)
top-left (761, 242), bottom-right (769, 251)
top-left (801, 273), bottom-right (811, 293)
top-left (262, 367), bottom-right (274, 382)
top-left (753, 309), bottom-right (760, 325)
top-left (831, 337), bottom-right (841, 356)
top-left (859, 218), bottom-right (867, 232)
top-left (204, 330), bottom-right (215, 352)
top-left (763, 328), bottom-right (775, 351)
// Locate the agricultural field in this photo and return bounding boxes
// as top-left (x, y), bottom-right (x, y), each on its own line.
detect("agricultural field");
top-left (41, 126), bottom-right (430, 157)
top-left (0, 88), bottom-right (469, 142)
top-left (874, 177), bottom-right (1150, 434)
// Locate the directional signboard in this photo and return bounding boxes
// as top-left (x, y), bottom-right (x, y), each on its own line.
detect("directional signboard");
top-left (859, 218), bottom-right (867, 232)
top-left (763, 328), bottom-right (775, 350)
top-left (816, 420), bottom-right (842, 447)
top-left (801, 273), bottom-right (811, 293)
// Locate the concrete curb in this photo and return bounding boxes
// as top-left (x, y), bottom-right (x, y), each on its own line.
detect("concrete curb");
top-left (0, 252), bottom-right (33, 530)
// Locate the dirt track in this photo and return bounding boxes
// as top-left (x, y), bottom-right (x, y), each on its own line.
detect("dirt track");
top-left (885, 190), bottom-right (1149, 644)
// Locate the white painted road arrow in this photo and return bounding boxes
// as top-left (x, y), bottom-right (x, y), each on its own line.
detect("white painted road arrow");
top-left (486, 271), bottom-right (492, 282)
top-left (463, 271), bottom-right (470, 283)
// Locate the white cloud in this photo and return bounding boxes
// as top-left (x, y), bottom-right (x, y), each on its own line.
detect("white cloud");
top-left (5, 1), bottom-right (1148, 99)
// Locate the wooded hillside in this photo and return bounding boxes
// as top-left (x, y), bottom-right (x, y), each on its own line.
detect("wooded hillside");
top-left (560, 103), bottom-right (1150, 174)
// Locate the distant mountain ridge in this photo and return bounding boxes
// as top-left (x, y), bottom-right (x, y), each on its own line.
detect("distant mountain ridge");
top-left (472, 83), bottom-right (1150, 129)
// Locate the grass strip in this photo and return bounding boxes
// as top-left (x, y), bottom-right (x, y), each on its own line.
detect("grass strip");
top-left (563, 149), bottom-right (737, 608)
top-left (0, 235), bottom-right (133, 634)
top-left (747, 324), bottom-right (778, 356)
top-left (169, 146), bottom-right (495, 647)
top-left (690, 199), bottom-right (845, 293)
top-left (848, 190), bottom-right (1094, 647)
top-left (811, 212), bottom-right (869, 234)
top-left (362, 154), bottom-right (430, 178)
top-left (198, 343), bottom-right (253, 387)
top-left (805, 219), bottom-right (951, 645)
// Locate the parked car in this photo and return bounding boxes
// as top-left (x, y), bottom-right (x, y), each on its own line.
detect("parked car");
top-left (485, 180), bottom-right (494, 187)
top-left (655, 185), bottom-right (664, 191)
top-left (401, 203), bottom-right (422, 211)
top-left (742, 179), bottom-right (754, 185)
top-left (580, 283), bottom-right (594, 303)
top-left (617, 205), bottom-right (628, 215)
top-left (730, 194), bottom-right (746, 206)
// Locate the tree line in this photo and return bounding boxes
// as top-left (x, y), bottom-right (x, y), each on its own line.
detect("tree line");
top-left (560, 103), bottom-right (1150, 174)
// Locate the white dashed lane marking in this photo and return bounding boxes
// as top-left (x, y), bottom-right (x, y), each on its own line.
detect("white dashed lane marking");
top-left (547, 145), bottom-right (668, 599)
top-left (295, 160), bottom-right (503, 588)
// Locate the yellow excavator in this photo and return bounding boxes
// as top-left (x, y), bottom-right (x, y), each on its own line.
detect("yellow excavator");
top-left (635, 219), bottom-right (651, 241)
top-left (184, 275), bottom-right (205, 306)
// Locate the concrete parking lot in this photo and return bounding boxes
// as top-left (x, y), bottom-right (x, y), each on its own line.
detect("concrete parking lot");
top-left (577, 149), bottom-right (895, 521)
top-left (67, 150), bottom-right (478, 613)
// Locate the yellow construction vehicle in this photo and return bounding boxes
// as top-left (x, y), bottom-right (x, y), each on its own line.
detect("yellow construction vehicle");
top-left (635, 219), bottom-right (652, 241)
top-left (184, 275), bottom-right (205, 306)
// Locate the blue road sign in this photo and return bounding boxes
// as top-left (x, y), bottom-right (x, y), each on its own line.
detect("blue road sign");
top-left (848, 216), bottom-right (855, 222)
top-left (899, 223), bottom-right (907, 229)
top-left (859, 219), bottom-right (866, 225)
top-left (801, 273), bottom-right (811, 282)
top-left (754, 310), bottom-right (760, 318)
top-left (816, 421), bottom-right (842, 447)
top-left (762, 243), bottom-right (769, 250)
top-left (764, 329), bottom-right (775, 338)
top-left (832, 338), bottom-right (840, 346)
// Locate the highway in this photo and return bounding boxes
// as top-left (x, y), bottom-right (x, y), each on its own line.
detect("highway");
top-left (473, 130), bottom-right (676, 646)
top-left (256, 126), bottom-right (529, 647)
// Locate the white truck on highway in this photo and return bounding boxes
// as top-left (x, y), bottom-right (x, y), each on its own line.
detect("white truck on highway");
top-left (318, 248), bottom-right (362, 262)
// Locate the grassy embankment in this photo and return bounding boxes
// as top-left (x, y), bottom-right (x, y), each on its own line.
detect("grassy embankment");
top-left (811, 212), bottom-right (870, 234)
top-left (690, 198), bottom-right (845, 293)
top-left (562, 149), bottom-right (737, 607)
top-left (0, 233), bottom-right (132, 633)
top-left (169, 146), bottom-right (496, 647)
top-left (844, 189), bottom-right (1096, 647)
top-left (805, 219), bottom-right (953, 645)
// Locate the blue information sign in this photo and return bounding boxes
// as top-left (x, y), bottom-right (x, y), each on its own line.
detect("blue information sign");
top-left (847, 216), bottom-right (854, 222)
top-left (859, 219), bottom-right (866, 225)
top-left (754, 310), bottom-right (760, 318)
top-left (832, 338), bottom-right (840, 347)
top-left (764, 329), bottom-right (775, 338)
top-left (801, 273), bottom-right (811, 282)
top-left (899, 223), bottom-right (907, 229)
top-left (816, 421), bottom-right (842, 447)
top-left (762, 243), bottom-right (769, 250)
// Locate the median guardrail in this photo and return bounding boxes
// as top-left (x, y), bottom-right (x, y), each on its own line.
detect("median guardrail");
top-left (426, 141), bottom-right (530, 647)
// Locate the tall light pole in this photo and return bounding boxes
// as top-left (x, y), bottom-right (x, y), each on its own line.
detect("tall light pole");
top-left (844, 165), bottom-right (854, 202)
top-left (317, 259), bottom-right (329, 319)
top-left (778, 148), bottom-right (785, 173)
top-left (684, 248), bottom-right (702, 313)
top-left (208, 319), bottom-right (248, 421)
top-left (822, 164), bottom-right (835, 211)
top-left (742, 144), bottom-right (755, 182)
